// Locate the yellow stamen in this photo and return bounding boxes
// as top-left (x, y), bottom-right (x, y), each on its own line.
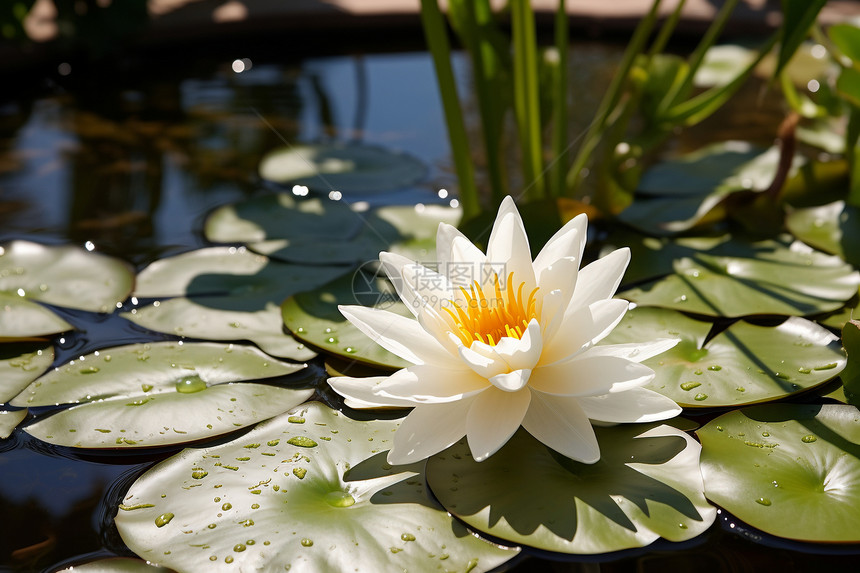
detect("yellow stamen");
top-left (443, 273), bottom-right (540, 347)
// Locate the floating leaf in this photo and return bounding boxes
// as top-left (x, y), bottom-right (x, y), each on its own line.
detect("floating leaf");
top-left (603, 307), bottom-right (846, 408)
top-left (125, 248), bottom-right (348, 360)
top-left (426, 424), bottom-right (715, 554)
top-left (786, 201), bottom-right (860, 268)
top-left (0, 240), bottom-right (133, 313)
top-left (0, 409), bottom-right (26, 439)
top-left (17, 341), bottom-right (310, 448)
top-left (694, 44), bottom-right (757, 88)
top-left (622, 240), bottom-right (860, 317)
top-left (698, 404), bottom-right (860, 542)
top-left (842, 320), bottom-right (860, 406)
top-left (283, 272), bottom-right (409, 369)
top-left (213, 200), bottom-right (459, 267)
top-left (0, 342), bottom-right (53, 403)
top-left (115, 402), bottom-right (518, 571)
top-left (204, 193), bottom-right (363, 244)
top-left (258, 143), bottom-right (426, 193)
top-left (618, 142), bottom-right (788, 235)
top-left (0, 293), bottom-right (73, 339)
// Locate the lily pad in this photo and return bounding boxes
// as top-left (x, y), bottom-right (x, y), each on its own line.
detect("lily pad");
top-left (209, 199), bottom-right (460, 267)
top-left (841, 320), bottom-right (860, 406)
top-left (125, 247), bottom-right (348, 360)
top-left (698, 404), bottom-right (860, 542)
top-left (204, 193), bottom-right (363, 244)
top-left (258, 143), bottom-right (427, 193)
top-left (16, 341), bottom-right (311, 448)
top-left (786, 201), bottom-right (860, 268)
top-left (618, 142), bottom-right (788, 235)
top-left (0, 409), bottom-right (26, 439)
top-left (114, 402), bottom-right (519, 572)
top-left (0, 293), bottom-right (73, 339)
top-left (602, 307), bottom-right (846, 408)
top-left (0, 240), bottom-right (134, 313)
top-left (1, 342), bottom-right (53, 404)
top-left (426, 424), bottom-right (715, 554)
top-left (282, 272), bottom-right (410, 370)
top-left (622, 240), bottom-right (860, 317)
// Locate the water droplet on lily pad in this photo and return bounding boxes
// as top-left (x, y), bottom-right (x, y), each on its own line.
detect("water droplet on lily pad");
top-left (80, 366), bottom-right (100, 374)
top-left (708, 365), bottom-right (722, 371)
top-left (801, 435), bottom-right (817, 443)
top-left (694, 393), bottom-right (708, 401)
top-left (755, 497), bottom-right (772, 506)
top-left (680, 381), bottom-right (701, 391)
top-left (175, 375), bottom-right (207, 393)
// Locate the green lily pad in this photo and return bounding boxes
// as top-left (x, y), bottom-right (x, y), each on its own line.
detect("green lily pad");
top-left (1, 342), bottom-right (53, 404)
top-left (125, 247), bottom-right (348, 360)
top-left (602, 307), bottom-right (846, 408)
top-left (841, 320), bottom-right (860, 406)
top-left (694, 44), bottom-right (757, 88)
top-left (258, 143), bottom-right (427, 193)
top-left (786, 201), bottom-right (860, 269)
top-left (818, 294), bottom-right (858, 331)
top-left (282, 272), bottom-right (410, 370)
top-left (218, 201), bottom-right (459, 267)
top-left (16, 341), bottom-right (311, 448)
top-left (0, 240), bottom-right (133, 313)
top-left (0, 409), bottom-right (26, 439)
top-left (601, 229), bottom-right (731, 286)
top-left (698, 404), bottom-right (860, 542)
top-left (619, 142), bottom-right (788, 235)
top-left (0, 293), bottom-right (73, 339)
top-left (114, 402), bottom-right (519, 572)
top-left (622, 240), bottom-right (860, 317)
top-left (204, 193), bottom-right (363, 244)
top-left (426, 423), bottom-right (715, 554)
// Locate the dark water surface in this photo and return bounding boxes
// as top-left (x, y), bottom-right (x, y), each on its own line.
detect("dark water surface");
top-left (1, 42), bottom-right (857, 572)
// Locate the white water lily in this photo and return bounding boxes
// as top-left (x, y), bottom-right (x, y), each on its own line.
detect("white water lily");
top-left (329, 196), bottom-right (681, 465)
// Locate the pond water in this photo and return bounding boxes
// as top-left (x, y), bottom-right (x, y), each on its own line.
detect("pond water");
top-left (0, 42), bottom-right (857, 572)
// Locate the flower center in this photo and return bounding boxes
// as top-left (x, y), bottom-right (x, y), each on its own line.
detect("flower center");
top-left (442, 273), bottom-right (539, 347)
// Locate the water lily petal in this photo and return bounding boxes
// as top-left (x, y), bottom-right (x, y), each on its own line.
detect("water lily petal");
top-left (529, 355), bottom-right (655, 396)
top-left (533, 213), bottom-right (587, 276)
top-left (339, 305), bottom-right (456, 366)
top-left (584, 338), bottom-right (680, 363)
top-left (489, 369), bottom-right (532, 392)
top-left (373, 364), bottom-right (488, 403)
top-left (401, 262), bottom-right (461, 312)
top-left (380, 251), bottom-right (422, 315)
top-left (483, 319), bottom-right (544, 371)
top-left (540, 298), bottom-right (629, 365)
top-left (579, 387), bottom-right (681, 423)
top-left (521, 391), bottom-right (600, 463)
top-left (570, 247), bottom-right (630, 311)
top-left (436, 223), bottom-right (486, 288)
top-left (328, 376), bottom-right (419, 408)
top-left (536, 256), bottom-right (579, 307)
top-left (388, 399), bottom-right (475, 464)
top-left (486, 197), bottom-right (536, 293)
top-left (466, 386), bottom-right (531, 461)
top-left (458, 344), bottom-right (508, 379)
